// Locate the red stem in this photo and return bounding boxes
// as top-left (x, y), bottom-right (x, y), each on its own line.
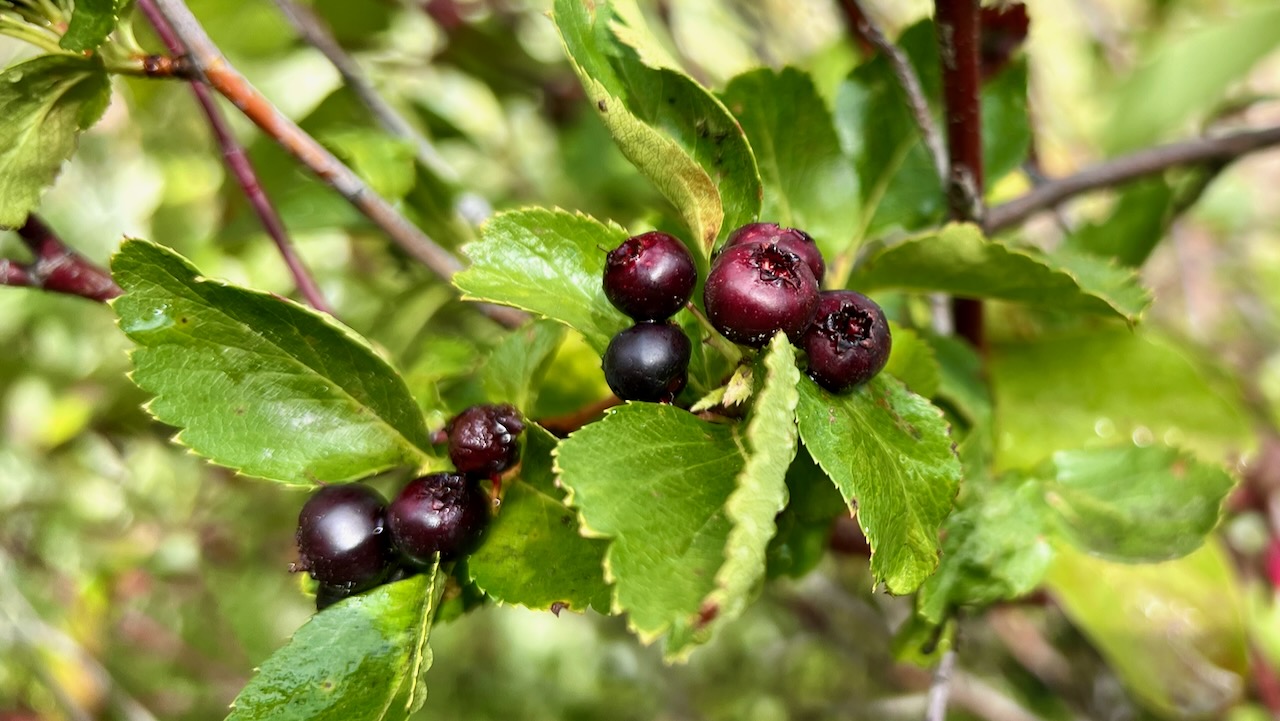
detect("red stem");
top-left (137, 0), bottom-right (334, 316)
top-left (935, 0), bottom-right (985, 351)
top-left (11, 216), bottom-right (121, 301)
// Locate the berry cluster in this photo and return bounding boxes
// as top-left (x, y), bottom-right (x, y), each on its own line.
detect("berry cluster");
top-left (293, 404), bottom-right (524, 610)
top-left (600, 231), bottom-right (695, 402)
top-left (601, 223), bottom-right (891, 399)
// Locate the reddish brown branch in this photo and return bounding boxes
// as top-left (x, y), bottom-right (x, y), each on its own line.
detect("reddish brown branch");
top-left (137, 0), bottom-right (333, 315)
top-left (985, 124), bottom-right (1280, 234)
top-left (936, 0), bottom-right (985, 351)
top-left (3, 216), bottom-right (121, 302)
top-left (145, 0), bottom-right (525, 329)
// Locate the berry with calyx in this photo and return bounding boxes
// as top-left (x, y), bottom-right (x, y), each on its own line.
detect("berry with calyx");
top-left (295, 484), bottom-right (393, 593)
top-left (602, 322), bottom-right (691, 403)
top-left (447, 404), bottom-right (525, 477)
top-left (703, 243), bottom-right (819, 348)
top-left (387, 473), bottom-right (490, 565)
top-left (802, 290), bottom-right (891, 393)
top-left (603, 231), bottom-right (697, 321)
top-left (723, 222), bottom-right (826, 282)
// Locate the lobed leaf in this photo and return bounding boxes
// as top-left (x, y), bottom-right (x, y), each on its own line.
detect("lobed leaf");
top-left (0, 55), bottom-right (111, 228)
top-left (556, 403), bottom-right (742, 647)
top-left (112, 240), bottom-right (433, 486)
top-left (796, 374), bottom-right (961, 594)
top-left (226, 571), bottom-right (443, 721)
top-left (848, 223), bottom-right (1151, 322)
top-left (552, 0), bottom-right (761, 255)
top-left (466, 424), bottom-right (611, 613)
top-left (453, 208), bottom-right (630, 355)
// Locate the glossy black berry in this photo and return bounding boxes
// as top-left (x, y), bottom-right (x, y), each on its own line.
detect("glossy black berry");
top-left (447, 404), bottom-right (525, 477)
top-left (603, 231), bottom-right (697, 321)
top-left (723, 222), bottom-right (826, 283)
top-left (295, 484), bottom-right (393, 593)
top-left (602, 322), bottom-right (691, 403)
top-left (703, 242), bottom-right (819, 348)
top-left (315, 582), bottom-right (353, 611)
top-left (387, 473), bottom-right (490, 565)
top-left (802, 290), bottom-right (891, 393)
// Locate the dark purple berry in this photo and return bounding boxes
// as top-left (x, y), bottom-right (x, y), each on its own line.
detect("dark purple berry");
top-left (602, 322), bottom-right (691, 403)
top-left (802, 290), bottom-right (891, 393)
top-left (447, 404), bottom-right (525, 477)
top-left (723, 222), bottom-right (825, 282)
top-left (315, 582), bottom-right (353, 611)
top-left (387, 473), bottom-right (490, 565)
top-left (295, 484), bottom-right (393, 593)
top-left (603, 231), bottom-right (697, 321)
top-left (703, 243), bottom-right (819, 348)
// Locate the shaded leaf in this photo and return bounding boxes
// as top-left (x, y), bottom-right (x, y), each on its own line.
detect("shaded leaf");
top-left (61, 0), bottom-right (120, 51)
top-left (1064, 177), bottom-right (1177, 267)
top-left (112, 240), bottom-right (433, 485)
top-left (467, 424), bottom-right (610, 613)
top-left (482, 321), bottom-right (568, 411)
top-left (1043, 446), bottom-right (1236, 561)
top-left (796, 374), bottom-right (961, 594)
top-left (884, 323), bottom-right (941, 399)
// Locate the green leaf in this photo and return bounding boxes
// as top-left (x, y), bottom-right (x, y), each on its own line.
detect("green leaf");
top-left (849, 223), bottom-right (1151, 322)
top-left (404, 563), bottom-right (448, 715)
top-left (720, 67), bottom-right (859, 261)
top-left (796, 374), bottom-right (961, 594)
top-left (1064, 178), bottom-right (1176, 267)
top-left (556, 404), bottom-right (744, 650)
top-left (112, 240), bottom-right (433, 485)
top-left (685, 335), bottom-right (799, 653)
top-left (482, 321), bottom-right (568, 411)
top-left (766, 445), bottom-right (846, 579)
top-left (321, 129), bottom-right (417, 202)
top-left (61, 0), bottom-right (120, 51)
top-left (0, 55), bottom-right (111, 228)
top-left (884, 323), bottom-right (940, 399)
top-left (917, 476), bottom-right (1053, 624)
top-left (1046, 542), bottom-right (1248, 719)
top-left (1103, 5), bottom-right (1280, 153)
top-left (552, 0), bottom-right (761, 254)
top-left (990, 328), bottom-right (1252, 471)
top-left (226, 572), bottom-right (442, 721)
top-left (1043, 446), bottom-right (1236, 562)
top-left (981, 60), bottom-right (1032, 185)
top-left (454, 209), bottom-right (629, 355)
top-left (466, 424), bottom-right (610, 613)
top-left (928, 333), bottom-right (991, 430)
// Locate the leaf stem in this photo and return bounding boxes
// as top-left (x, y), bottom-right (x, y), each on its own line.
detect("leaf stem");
top-left (0, 15), bottom-right (65, 53)
top-left (136, 0), bottom-right (334, 315)
top-left (935, 0), bottom-right (985, 351)
top-left (141, 0), bottom-right (526, 328)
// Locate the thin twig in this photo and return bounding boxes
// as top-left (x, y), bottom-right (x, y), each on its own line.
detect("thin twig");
top-left (6, 216), bottom-right (122, 301)
top-left (145, 0), bottom-right (525, 329)
top-left (269, 0), bottom-right (457, 183)
top-left (925, 649), bottom-right (958, 721)
top-left (935, 0), bottom-right (985, 351)
top-left (985, 124), bottom-right (1280, 234)
top-left (837, 0), bottom-right (948, 186)
top-left (136, 0), bottom-right (333, 315)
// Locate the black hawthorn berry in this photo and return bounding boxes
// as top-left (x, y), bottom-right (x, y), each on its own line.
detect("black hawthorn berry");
top-left (387, 473), bottom-right (490, 565)
top-left (603, 231), bottom-right (697, 321)
top-left (703, 242), bottom-right (819, 348)
top-left (447, 404), bottom-right (525, 477)
top-left (802, 290), bottom-right (891, 393)
top-left (295, 484), bottom-right (393, 593)
top-left (723, 222), bottom-right (826, 283)
top-left (315, 582), bottom-right (352, 611)
top-left (602, 322), bottom-right (691, 403)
